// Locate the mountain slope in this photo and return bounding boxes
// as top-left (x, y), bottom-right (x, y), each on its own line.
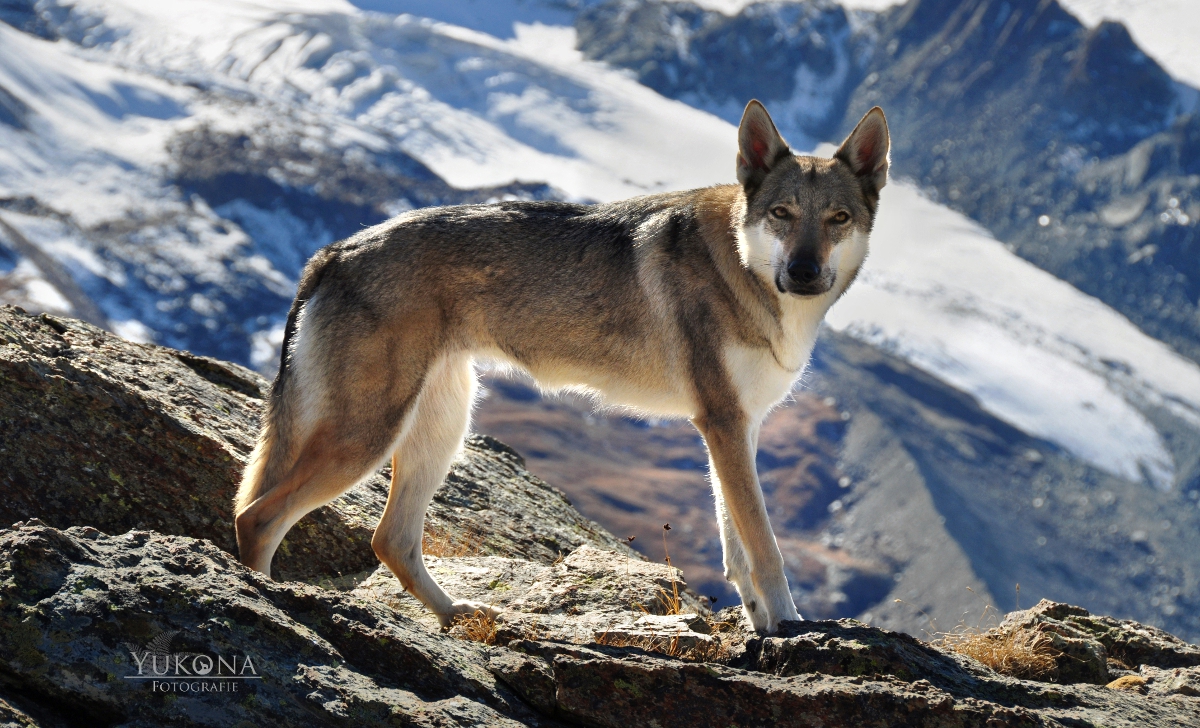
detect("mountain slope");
top-left (576, 0), bottom-right (870, 150)
top-left (843, 0), bottom-right (1200, 364)
top-left (0, 4), bottom-right (555, 363)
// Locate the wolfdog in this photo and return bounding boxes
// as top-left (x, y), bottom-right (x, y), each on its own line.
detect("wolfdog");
top-left (235, 100), bottom-right (889, 634)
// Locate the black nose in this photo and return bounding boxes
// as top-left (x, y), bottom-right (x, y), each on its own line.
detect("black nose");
top-left (787, 259), bottom-right (822, 283)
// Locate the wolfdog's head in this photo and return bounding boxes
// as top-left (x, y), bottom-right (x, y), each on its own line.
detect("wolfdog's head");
top-left (735, 100), bottom-right (889, 298)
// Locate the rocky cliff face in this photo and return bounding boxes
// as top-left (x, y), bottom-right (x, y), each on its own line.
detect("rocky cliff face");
top-left (843, 0), bottom-right (1200, 364)
top-left (3, 306), bottom-right (1200, 726)
top-left (576, 0), bottom-right (865, 149)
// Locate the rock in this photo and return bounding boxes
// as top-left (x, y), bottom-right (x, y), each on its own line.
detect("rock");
top-left (0, 306), bottom-right (635, 582)
top-left (502, 639), bottom-right (1036, 728)
top-left (4, 309), bottom-right (1200, 727)
top-left (496, 630), bottom-right (1200, 727)
top-left (995, 600), bottom-right (1200, 684)
top-left (1109, 661), bottom-right (1200, 698)
top-left (1143, 666), bottom-right (1200, 697)
top-left (0, 522), bottom-right (555, 727)
top-left (353, 545), bottom-right (708, 644)
top-left (487, 650), bottom-right (558, 716)
top-left (0, 696), bottom-right (41, 728)
top-left (351, 547), bottom-right (1200, 725)
top-left (730, 618), bottom-right (974, 684)
top-left (5, 522), bottom-right (1200, 727)
top-left (421, 438), bottom-right (637, 567)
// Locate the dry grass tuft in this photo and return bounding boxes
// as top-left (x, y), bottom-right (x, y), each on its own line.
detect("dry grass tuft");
top-left (634, 584), bottom-right (684, 617)
top-left (423, 524), bottom-right (482, 558)
top-left (922, 590), bottom-right (1061, 681)
top-left (1106, 675), bottom-right (1147, 692)
top-left (450, 610), bottom-right (498, 646)
top-left (633, 523), bottom-right (686, 616)
top-left (936, 626), bottom-right (1061, 680)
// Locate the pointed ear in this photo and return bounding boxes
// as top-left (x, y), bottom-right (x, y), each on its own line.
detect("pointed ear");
top-left (737, 100), bottom-right (790, 189)
top-left (835, 107), bottom-right (890, 192)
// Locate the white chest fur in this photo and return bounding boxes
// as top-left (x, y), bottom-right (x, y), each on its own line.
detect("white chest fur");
top-left (726, 226), bottom-right (868, 421)
top-left (723, 299), bottom-right (824, 422)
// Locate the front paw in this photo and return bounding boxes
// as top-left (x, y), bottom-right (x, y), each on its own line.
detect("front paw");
top-left (743, 594), bottom-right (802, 635)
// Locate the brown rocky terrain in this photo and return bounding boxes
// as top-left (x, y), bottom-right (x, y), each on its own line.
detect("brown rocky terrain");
top-left (3, 304), bottom-right (1200, 726)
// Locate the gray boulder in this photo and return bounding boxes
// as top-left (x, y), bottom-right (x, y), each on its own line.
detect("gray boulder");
top-left (0, 522), bottom-right (552, 727)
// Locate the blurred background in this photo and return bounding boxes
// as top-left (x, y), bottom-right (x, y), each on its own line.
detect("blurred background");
top-left (2, 0), bottom-right (1198, 639)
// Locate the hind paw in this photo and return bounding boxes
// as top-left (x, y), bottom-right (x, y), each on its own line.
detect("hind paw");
top-left (436, 600), bottom-right (503, 629)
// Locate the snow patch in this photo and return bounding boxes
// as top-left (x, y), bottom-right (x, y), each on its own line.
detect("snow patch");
top-left (825, 179), bottom-right (1200, 489)
top-left (250, 321), bottom-right (287, 372)
top-left (111, 318), bottom-right (155, 343)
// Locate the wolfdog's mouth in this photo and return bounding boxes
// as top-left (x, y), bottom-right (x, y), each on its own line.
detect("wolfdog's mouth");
top-left (776, 270), bottom-right (831, 298)
top-left (774, 271), bottom-right (788, 294)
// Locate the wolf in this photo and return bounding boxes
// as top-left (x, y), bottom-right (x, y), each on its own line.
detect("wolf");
top-left (234, 100), bottom-right (889, 635)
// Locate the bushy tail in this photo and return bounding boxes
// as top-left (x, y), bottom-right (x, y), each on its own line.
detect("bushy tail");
top-left (235, 425), bottom-right (277, 514)
top-left (234, 247), bottom-right (336, 515)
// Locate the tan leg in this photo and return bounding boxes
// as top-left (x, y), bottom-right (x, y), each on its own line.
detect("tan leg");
top-left (710, 425), bottom-right (753, 610)
top-left (235, 417), bottom-right (409, 578)
top-left (696, 412), bottom-right (800, 633)
top-left (236, 312), bottom-right (433, 579)
top-left (371, 356), bottom-right (499, 628)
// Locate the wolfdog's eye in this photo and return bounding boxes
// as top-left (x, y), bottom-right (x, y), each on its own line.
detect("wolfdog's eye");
top-left (832, 211), bottom-right (850, 224)
top-left (771, 206), bottom-right (790, 219)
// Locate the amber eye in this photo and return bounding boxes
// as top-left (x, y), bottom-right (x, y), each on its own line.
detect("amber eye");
top-left (832, 211), bottom-right (851, 224)
top-left (771, 206), bottom-right (790, 219)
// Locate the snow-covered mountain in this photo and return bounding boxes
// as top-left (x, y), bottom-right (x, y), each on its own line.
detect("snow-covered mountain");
top-left (2, 0), bottom-right (1199, 634)
top-left (843, 0), bottom-right (1200, 89)
top-left (827, 180), bottom-right (1200, 491)
top-left (579, 0), bottom-right (1200, 368)
top-left (0, 0), bottom-right (737, 363)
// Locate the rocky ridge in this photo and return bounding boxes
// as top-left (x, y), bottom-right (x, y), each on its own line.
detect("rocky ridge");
top-left (3, 521), bottom-right (1200, 727)
top-left (3, 307), bottom-right (1200, 726)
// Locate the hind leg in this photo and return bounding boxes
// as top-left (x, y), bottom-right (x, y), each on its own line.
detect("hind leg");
top-left (236, 321), bottom-right (430, 578)
top-left (236, 426), bottom-right (395, 577)
top-left (371, 355), bottom-right (496, 628)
